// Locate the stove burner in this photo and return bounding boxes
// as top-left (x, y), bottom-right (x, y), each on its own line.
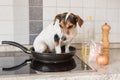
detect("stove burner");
top-left (2, 55), bottom-right (94, 75)
top-left (30, 58), bottom-right (76, 72)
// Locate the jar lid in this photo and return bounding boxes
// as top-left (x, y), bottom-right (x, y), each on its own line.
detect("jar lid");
top-left (87, 16), bottom-right (92, 20)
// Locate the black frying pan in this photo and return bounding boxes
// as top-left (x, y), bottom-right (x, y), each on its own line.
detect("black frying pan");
top-left (2, 41), bottom-right (76, 63)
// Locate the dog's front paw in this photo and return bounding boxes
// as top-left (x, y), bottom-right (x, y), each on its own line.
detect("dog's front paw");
top-left (54, 34), bottom-right (61, 54)
top-left (65, 49), bottom-right (70, 53)
top-left (65, 46), bottom-right (70, 53)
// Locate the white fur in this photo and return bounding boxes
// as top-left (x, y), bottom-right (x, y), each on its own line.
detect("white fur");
top-left (33, 14), bottom-right (79, 54)
top-left (33, 22), bottom-right (60, 53)
top-left (65, 13), bottom-right (70, 22)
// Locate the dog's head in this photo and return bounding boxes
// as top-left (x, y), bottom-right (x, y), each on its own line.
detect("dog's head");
top-left (53, 12), bottom-right (84, 40)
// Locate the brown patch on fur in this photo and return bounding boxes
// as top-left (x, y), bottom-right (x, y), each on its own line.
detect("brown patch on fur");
top-left (53, 12), bottom-right (67, 25)
top-left (53, 12), bottom-right (84, 35)
top-left (76, 15), bottom-right (83, 27)
top-left (60, 20), bottom-right (76, 35)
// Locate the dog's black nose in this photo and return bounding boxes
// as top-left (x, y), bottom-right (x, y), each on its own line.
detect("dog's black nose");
top-left (54, 34), bottom-right (60, 42)
top-left (61, 35), bottom-right (67, 41)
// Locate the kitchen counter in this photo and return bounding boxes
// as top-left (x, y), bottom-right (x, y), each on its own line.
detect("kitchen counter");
top-left (0, 46), bottom-right (120, 80)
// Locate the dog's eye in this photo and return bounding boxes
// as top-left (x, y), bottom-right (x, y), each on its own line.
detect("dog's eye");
top-left (67, 25), bottom-right (73, 29)
top-left (59, 25), bottom-right (63, 28)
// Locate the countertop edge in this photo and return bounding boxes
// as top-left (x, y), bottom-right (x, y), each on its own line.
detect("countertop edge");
top-left (0, 71), bottom-right (120, 80)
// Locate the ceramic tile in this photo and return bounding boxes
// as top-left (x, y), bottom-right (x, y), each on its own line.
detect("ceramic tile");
top-left (0, 0), bottom-right (13, 5)
top-left (43, 0), bottom-right (56, 7)
top-left (109, 34), bottom-right (120, 42)
top-left (13, 0), bottom-right (29, 6)
top-left (29, 0), bottom-right (42, 6)
top-left (83, 8), bottom-right (95, 20)
top-left (43, 7), bottom-right (56, 20)
top-left (0, 21), bottom-right (14, 34)
top-left (14, 34), bottom-right (29, 44)
top-left (14, 6), bottom-right (29, 21)
top-left (0, 35), bottom-right (14, 45)
top-left (83, 0), bottom-right (95, 8)
top-left (43, 20), bottom-right (52, 29)
top-left (29, 7), bottom-right (43, 20)
top-left (30, 21), bottom-right (43, 34)
top-left (70, 0), bottom-right (83, 7)
top-left (106, 9), bottom-right (119, 22)
top-left (0, 6), bottom-right (13, 20)
top-left (57, 0), bottom-right (70, 7)
top-left (107, 0), bottom-right (120, 8)
top-left (56, 8), bottom-right (70, 14)
top-left (95, 0), bottom-right (107, 8)
top-left (106, 21), bottom-right (118, 34)
top-left (95, 8), bottom-right (107, 21)
top-left (94, 21), bottom-right (106, 33)
top-left (29, 34), bottom-right (38, 44)
top-left (14, 21), bottom-right (29, 35)
top-left (70, 8), bottom-right (83, 17)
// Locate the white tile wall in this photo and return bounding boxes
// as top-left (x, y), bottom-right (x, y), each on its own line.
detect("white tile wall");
top-left (95, 8), bottom-right (107, 21)
top-left (70, 0), bottom-right (83, 7)
top-left (107, 9), bottom-right (119, 22)
top-left (0, 6), bottom-right (13, 21)
top-left (14, 35), bottom-right (29, 45)
top-left (109, 34), bottom-right (120, 42)
top-left (83, 0), bottom-right (95, 8)
top-left (107, 21), bottom-right (118, 33)
top-left (70, 8), bottom-right (83, 17)
top-left (13, 0), bottom-right (29, 44)
top-left (0, 0), bottom-right (29, 44)
top-left (95, 0), bottom-right (107, 8)
top-left (43, 7), bottom-right (56, 20)
top-left (0, 0), bottom-right (14, 44)
top-left (83, 8), bottom-right (95, 20)
top-left (0, 21), bottom-right (14, 34)
top-left (14, 21), bottom-right (29, 35)
top-left (43, 0), bottom-right (120, 43)
top-left (14, 6), bottom-right (29, 21)
top-left (107, 0), bottom-right (120, 8)
top-left (57, 8), bottom-right (70, 14)
top-left (0, 35), bottom-right (14, 44)
top-left (43, 20), bottom-right (53, 29)
top-left (95, 21), bottom-right (105, 33)
top-left (56, 0), bottom-right (70, 7)
top-left (13, 0), bottom-right (29, 6)
top-left (43, 0), bottom-right (56, 7)
top-left (0, 0), bottom-right (13, 5)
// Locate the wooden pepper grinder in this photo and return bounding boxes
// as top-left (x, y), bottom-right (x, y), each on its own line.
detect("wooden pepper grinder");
top-left (102, 23), bottom-right (111, 55)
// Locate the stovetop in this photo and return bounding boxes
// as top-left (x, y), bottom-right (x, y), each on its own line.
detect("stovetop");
top-left (0, 52), bottom-right (95, 75)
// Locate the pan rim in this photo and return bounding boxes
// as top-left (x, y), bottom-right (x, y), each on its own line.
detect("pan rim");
top-left (30, 46), bottom-right (76, 55)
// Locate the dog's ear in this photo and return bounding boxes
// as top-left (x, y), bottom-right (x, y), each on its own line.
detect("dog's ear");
top-left (76, 16), bottom-right (84, 27)
top-left (53, 14), bottom-right (61, 25)
top-left (53, 12), bottom-right (67, 25)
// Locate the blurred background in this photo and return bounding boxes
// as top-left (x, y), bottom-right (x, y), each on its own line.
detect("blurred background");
top-left (0, 0), bottom-right (120, 44)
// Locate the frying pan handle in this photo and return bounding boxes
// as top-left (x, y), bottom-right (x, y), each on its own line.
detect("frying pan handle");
top-left (2, 41), bottom-right (31, 54)
top-left (2, 59), bottom-right (32, 71)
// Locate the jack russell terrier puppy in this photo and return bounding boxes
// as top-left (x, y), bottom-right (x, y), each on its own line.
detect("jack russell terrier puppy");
top-left (33, 12), bottom-right (83, 54)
